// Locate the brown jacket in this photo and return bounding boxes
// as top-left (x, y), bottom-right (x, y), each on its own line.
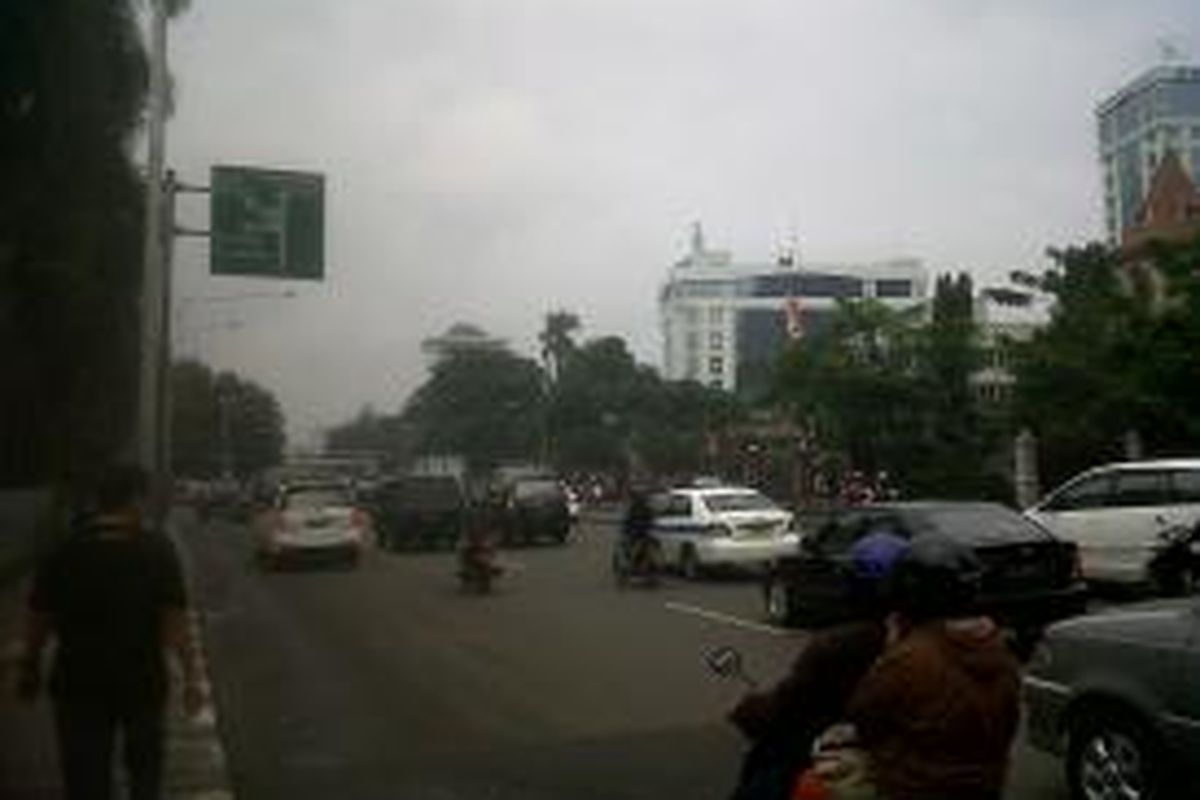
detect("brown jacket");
top-left (847, 617), bottom-right (1020, 800)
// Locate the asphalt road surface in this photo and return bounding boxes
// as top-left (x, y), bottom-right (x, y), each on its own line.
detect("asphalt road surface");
top-left (181, 512), bottom-right (1066, 800)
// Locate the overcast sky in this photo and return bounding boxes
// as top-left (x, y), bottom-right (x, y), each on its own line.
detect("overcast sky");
top-left (165, 0), bottom-right (1199, 447)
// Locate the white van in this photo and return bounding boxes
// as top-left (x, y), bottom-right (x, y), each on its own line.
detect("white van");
top-left (1025, 459), bottom-right (1200, 587)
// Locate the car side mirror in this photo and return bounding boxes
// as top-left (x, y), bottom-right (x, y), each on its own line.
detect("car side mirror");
top-left (704, 646), bottom-right (753, 687)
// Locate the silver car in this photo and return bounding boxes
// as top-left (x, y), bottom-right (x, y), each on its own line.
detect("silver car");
top-left (1023, 597), bottom-right (1200, 799)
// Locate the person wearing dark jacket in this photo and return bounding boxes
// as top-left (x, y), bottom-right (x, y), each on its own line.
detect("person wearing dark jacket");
top-left (727, 530), bottom-right (909, 800)
top-left (847, 533), bottom-right (1021, 800)
top-left (16, 465), bottom-right (206, 800)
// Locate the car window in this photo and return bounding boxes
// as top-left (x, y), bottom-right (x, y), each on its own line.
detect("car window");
top-left (701, 491), bottom-right (777, 513)
top-left (1111, 470), bottom-right (1171, 508)
top-left (284, 488), bottom-right (354, 510)
top-left (907, 505), bottom-right (1051, 545)
top-left (1043, 473), bottom-right (1113, 512)
top-left (816, 511), bottom-right (876, 552)
top-left (658, 494), bottom-right (693, 519)
top-left (1170, 470), bottom-right (1200, 503)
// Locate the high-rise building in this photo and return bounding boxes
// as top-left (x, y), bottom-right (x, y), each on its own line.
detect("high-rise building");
top-left (1097, 64), bottom-right (1200, 241)
top-left (659, 225), bottom-right (928, 395)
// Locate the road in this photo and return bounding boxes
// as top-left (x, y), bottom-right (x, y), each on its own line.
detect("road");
top-left (181, 512), bottom-right (1065, 800)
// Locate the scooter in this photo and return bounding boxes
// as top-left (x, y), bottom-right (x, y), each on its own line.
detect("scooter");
top-left (458, 535), bottom-right (504, 594)
top-left (1148, 520), bottom-right (1200, 596)
top-left (613, 536), bottom-right (663, 588)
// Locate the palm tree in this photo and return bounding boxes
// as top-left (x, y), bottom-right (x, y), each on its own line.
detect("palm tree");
top-left (539, 311), bottom-right (581, 383)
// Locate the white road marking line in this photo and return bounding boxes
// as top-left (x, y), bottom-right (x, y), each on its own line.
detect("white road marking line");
top-left (663, 601), bottom-right (791, 637)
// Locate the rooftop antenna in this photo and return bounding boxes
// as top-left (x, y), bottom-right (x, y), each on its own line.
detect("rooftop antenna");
top-left (1156, 36), bottom-right (1187, 65)
top-left (690, 220), bottom-right (706, 257)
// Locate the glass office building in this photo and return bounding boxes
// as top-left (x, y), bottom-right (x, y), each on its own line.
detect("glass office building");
top-left (1098, 65), bottom-right (1200, 241)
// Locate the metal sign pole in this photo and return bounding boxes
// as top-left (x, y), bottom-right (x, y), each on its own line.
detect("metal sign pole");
top-left (138, 0), bottom-right (170, 520)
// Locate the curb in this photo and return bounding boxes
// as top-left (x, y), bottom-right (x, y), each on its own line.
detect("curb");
top-left (166, 524), bottom-right (235, 800)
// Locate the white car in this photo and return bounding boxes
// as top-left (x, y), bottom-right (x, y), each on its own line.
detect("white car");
top-left (258, 482), bottom-right (370, 570)
top-left (1025, 459), bottom-right (1200, 588)
top-left (648, 485), bottom-right (797, 579)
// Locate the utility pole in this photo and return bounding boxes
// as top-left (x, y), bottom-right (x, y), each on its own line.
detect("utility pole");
top-left (138, 0), bottom-right (170, 514)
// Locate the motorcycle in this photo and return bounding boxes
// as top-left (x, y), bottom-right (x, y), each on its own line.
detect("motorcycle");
top-left (613, 536), bottom-right (663, 588)
top-left (1148, 520), bottom-right (1200, 596)
top-left (458, 534), bottom-right (503, 594)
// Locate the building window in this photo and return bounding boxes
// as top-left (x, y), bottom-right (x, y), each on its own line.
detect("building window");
top-left (709, 379), bottom-right (724, 390)
top-left (686, 357), bottom-right (700, 379)
top-left (709, 356), bottom-right (724, 376)
top-left (875, 279), bottom-right (913, 299)
top-left (709, 331), bottom-right (724, 350)
top-left (708, 307), bottom-right (725, 325)
top-left (685, 331), bottom-right (700, 352)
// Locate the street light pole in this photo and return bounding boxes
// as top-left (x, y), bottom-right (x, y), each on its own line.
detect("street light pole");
top-left (137, 0), bottom-right (170, 502)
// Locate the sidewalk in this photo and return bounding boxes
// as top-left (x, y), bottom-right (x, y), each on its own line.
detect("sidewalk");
top-left (0, 526), bottom-right (234, 799)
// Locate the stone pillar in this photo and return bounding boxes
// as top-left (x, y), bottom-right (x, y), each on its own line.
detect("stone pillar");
top-left (1014, 428), bottom-right (1039, 509)
top-left (1123, 429), bottom-right (1144, 461)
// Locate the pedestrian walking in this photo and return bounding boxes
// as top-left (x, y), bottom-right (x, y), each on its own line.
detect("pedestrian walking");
top-left (15, 464), bottom-right (206, 800)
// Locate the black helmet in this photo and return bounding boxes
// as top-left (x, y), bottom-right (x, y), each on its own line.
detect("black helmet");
top-left (886, 533), bottom-right (983, 622)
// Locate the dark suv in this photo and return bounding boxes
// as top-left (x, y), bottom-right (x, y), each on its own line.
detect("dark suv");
top-left (373, 475), bottom-right (467, 550)
top-left (500, 478), bottom-right (571, 546)
top-left (764, 502), bottom-right (1088, 638)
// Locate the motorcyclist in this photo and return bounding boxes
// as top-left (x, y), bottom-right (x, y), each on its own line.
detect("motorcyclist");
top-left (846, 533), bottom-right (1020, 800)
top-left (458, 488), bottom-right (504, 588)
top-left (727, 528), bottom-right (909, 800)
top-left (620, 490), bottom-right (657, 575)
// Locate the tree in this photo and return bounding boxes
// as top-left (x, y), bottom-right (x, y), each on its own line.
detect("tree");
top-left (775, 299), bottom-right (926, 480)
top-left (1013, 238), bottom-right (1200, 487)
top-left (169, 360), bottom-right (286, 478)
top-left (401, 346), bottom-right (546, 474)
top-left (0, 0), bottom-right (190, 487)
top-left (538, 310), bottom-right (581, 384)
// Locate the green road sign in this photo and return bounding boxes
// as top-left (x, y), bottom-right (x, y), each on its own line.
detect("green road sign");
top-left (210, 166), bottom-right (324, 279)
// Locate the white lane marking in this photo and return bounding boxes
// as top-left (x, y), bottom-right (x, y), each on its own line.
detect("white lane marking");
top-left (663, 601), bottom-right (790, 637)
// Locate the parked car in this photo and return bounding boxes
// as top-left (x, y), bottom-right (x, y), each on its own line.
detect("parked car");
top-left (257, 482), bottom-right (369, 569)
top-left (500, 477), bottom-right (571, 545)
top-left (1026, 459), bottom-right (1200, 591)
top-left (372, 475), bottom-right (467, 550)
top-left (648, 485), bottom-right (797, 579)
top-left (764, 502), bottom-right (1087, 637)
top-left (1024, 596), bottom-right (1200, 799)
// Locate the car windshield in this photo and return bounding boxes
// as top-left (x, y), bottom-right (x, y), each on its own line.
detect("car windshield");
top-left (284, 488), bottom-right (354, 510)
top-left (906, 506), bottom-right (1051, 545)
top-left (702, 491), bottom-right (778, 513)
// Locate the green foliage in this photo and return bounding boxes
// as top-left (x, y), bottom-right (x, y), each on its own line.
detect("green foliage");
top-left (1013, 237), bottom-right (1200, 487)
top-left (539, 310), bottom-right (581, 384)
top-left (170, 360), bottom-right (286, 478)
top-left (401, 347), bottom-right (546, 474)
top-left (1, 0), bottom-right (157, 486)
top-left (773, 274), bottom-right (1000, 498)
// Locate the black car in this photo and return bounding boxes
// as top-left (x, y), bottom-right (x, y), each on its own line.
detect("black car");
top-left (763, 501), bottom-right (1088, 637)
top-left (372, 475), bottom-right (467, 550)
top-left (500, 477), bottom-right (571, 546)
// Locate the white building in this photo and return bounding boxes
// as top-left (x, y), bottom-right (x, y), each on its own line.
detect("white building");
top-left (1097, 63), bottom-right (1200, 241)
top-left (969, 293), bottom-right (1048, 405)
top-left (659, 225), bottom-right (928, 394)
